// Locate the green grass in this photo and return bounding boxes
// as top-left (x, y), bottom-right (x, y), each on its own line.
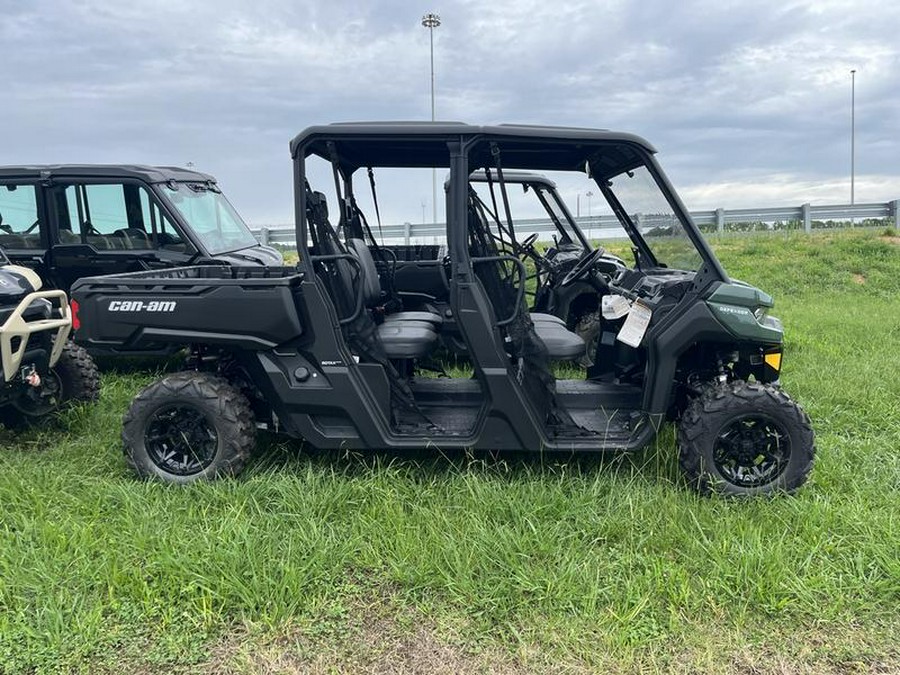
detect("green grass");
top-left (1, 230), bottom-right (899, 673)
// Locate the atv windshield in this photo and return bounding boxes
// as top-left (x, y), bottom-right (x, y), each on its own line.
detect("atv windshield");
top-left (531, 183), bottom-right (589, 249)
top-left (604, 165), bottom-right (703, 272)
top-left (162, 183), bottom-right (259, 255)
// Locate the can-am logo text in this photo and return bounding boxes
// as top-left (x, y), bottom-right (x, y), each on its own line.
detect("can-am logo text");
top-left (108, 300), bottom-right (177, 313)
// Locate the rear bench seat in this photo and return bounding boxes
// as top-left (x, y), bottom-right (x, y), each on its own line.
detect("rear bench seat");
top-left (346, 238), bottom-right (440, 359)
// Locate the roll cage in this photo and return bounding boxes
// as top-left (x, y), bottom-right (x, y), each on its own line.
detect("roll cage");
top-left (290, 122), bottom-right (727, 287)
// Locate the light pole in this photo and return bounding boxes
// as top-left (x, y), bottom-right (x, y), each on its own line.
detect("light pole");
top-left (850, 68), bottom-right (856, 206)
top-left (422, 12), bottom-right (441, 225)
top-left (585, 191), bottom-right (594, 240)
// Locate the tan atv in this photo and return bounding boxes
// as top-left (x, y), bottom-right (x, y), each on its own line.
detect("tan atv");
top-left (0, 248), bottom-right (99, 429)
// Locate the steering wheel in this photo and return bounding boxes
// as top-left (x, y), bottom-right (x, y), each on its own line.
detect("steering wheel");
top-left (559, 247), bottom-right (604, 287)
top-left (517, 232), bottom-right (548, 265)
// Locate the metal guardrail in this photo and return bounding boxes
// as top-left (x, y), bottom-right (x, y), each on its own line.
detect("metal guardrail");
top-left (251, 199), bottom-right (900, 247)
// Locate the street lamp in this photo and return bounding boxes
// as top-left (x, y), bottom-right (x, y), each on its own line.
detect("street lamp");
top-left (422, 12), bottom-right (441, 225)
top-left (850, 68), bottom-right (856, 206)
top-left (585, 190), bottom-right (594, 240)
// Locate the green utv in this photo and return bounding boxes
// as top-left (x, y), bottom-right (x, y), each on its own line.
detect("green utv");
top-left (71, 123), bottom-right (814, 495)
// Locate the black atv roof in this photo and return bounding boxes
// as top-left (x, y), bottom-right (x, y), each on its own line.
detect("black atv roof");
top-left (468, 169), bottom-right (557, 188)
top-left (0, 164), bottom-right (216, 184)
top-left (443, 170), bottom-right (558, 190)
top-left (291, 122), bottom-right (657, 173)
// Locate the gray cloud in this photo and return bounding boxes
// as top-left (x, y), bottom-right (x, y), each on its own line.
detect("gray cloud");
top-left (1, 0), bottom-right (896, 224)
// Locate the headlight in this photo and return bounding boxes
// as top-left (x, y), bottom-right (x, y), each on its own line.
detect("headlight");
top-left (753, 307), bottom-right (768, 322)
top-left (760, 314), bottom-right (783, 332)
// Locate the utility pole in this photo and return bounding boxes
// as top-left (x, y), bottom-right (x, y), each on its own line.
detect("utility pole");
top-left (422, 12), bottom-right (441, 225)
top-left (850, 68), bottom-right (856, 205)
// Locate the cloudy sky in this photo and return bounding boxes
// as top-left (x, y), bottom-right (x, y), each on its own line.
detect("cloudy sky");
top-left (1, 0), bottom-right (897, 226)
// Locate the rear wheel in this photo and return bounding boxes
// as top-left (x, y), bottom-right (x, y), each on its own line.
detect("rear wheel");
top-left (122, 372), bottom-right (255, 483)
top-left (0, 341), bottom-right (100, 429)
top-left (677, 380), bottom-right (814, 496)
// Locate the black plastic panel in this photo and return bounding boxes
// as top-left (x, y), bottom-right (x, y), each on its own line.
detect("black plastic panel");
top-left (71, 266), bottom-right (305, 350)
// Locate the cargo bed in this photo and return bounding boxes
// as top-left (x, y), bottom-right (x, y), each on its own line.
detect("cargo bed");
top-left (71, 266), bottom-right (306, 351)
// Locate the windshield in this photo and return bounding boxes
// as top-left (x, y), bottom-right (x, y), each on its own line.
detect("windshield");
top-left (163, 183), bottom-right (258, 255)
top-left (604, 165), bottom-right (702, 272)
top-left (468, 175), bottom-right (590, 252)
top-left (532, 185), bottom-right (588, 249)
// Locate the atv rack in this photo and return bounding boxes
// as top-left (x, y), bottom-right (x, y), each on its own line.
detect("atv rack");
top-left (1, 288), bottom-right (72, 382)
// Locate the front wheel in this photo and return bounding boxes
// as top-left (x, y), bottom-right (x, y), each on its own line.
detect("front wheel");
top-left (677, 380), bottom-right (814, 496)
top-left (122, 372), bottom-right (255, 483)
top-left (0, 341), bottom-right (100, 429)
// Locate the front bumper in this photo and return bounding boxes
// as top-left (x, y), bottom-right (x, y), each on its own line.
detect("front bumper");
top-left (1, 290), bottom-right (72, 383)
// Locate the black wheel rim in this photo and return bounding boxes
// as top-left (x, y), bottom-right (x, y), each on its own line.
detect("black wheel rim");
top-left (145, 404), bottom-right (218, 476)
top-left (713, 414), bottom-right (791, 488)
top-left (13, 371), bottom-right (63, 418)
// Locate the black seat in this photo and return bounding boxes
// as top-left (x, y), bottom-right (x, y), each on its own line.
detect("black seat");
top-left (346, 238), bottom-right (439, 359)
top-left (376, 322), bottom-right (438, 359)
top-left (532, 322), bottom-right (586, 360)
top-left (382, 311), bottom-right (443, 325)
top-left (346, 239), bottom-right (443, 327)
top-left (529, 313), bottom-right (585, 358)
top-left (531, 312), bottom-right (565, 326)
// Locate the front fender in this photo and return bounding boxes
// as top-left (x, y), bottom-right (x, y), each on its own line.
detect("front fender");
top-left (643, 301), bottom-right (735, 413)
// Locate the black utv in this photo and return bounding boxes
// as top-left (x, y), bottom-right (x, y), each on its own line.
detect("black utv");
top-left (0, 164), bottom-right (282, 293)
top-left (71, 122), bottom-right (814, 496)
top-left (0, 246), bottom-right (99, 428)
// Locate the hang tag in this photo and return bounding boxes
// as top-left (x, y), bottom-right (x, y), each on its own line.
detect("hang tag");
top-left (601, 294), bottom-right (631, 320)
top-left (616, 301), bottom-right (652, 348)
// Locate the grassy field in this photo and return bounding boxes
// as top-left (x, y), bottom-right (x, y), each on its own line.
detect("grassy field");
top-left (1, 230), bottom-right (898, 673)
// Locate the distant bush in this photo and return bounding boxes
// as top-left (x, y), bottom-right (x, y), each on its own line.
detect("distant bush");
top-left (812, 217), bottom-right (890, 229)
top-left (701, 218), bottom-right (890, 233)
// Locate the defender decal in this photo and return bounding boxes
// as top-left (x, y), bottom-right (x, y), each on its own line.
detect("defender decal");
top-left (714, 304), bottom-right (753, 317)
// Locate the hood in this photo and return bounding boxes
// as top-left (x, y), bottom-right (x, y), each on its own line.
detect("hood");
top-left (0, 266), bottom-right (38, 306)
